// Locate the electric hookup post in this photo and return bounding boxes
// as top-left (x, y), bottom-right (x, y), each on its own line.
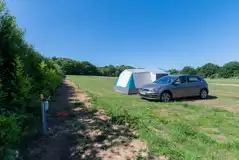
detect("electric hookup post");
top-left (40, 94), bottom-right (49, 134)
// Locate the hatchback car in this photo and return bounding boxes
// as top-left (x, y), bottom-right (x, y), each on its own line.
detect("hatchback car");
top-left (139, 75), bottom-right (209, 102)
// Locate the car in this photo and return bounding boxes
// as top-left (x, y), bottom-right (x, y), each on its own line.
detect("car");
top-left (138, 74), bottom-right (209, 102)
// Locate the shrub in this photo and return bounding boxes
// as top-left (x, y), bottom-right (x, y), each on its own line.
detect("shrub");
top-left (180, 66), bottom-right (197, 75)
top-left (0, 0), bottom-right (63, 156)
top-left (170, 69), bottom-right (179, 75)
top-left (0, 115), bottom-right (21, 158)
top-left (197, 63), bottom-right (220, 78)
top-left (219, 61), bottom-right (239, 78)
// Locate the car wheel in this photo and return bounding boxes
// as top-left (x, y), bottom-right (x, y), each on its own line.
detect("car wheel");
top-left (200, 89), bottom-right (208, 99)
top-left (160, 92), bottom-right (171, 102)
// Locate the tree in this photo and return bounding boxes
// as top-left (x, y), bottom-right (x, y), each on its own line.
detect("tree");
top-left (81, 61), bottom-right (100, 75)
top-left (115, 70), bottom-right (121, 77)
top-left (219, 61), bottom-right (239, 78)
top-left (180, 66), bottom-right (197, 75)
top-left (169, 69), bottom-right (179, 75)
top-left (50, 57), bottom-right (135, 77)
top-left (198, 63), bottom-right (220, 78)
top-left (0, 1), bottom-right (63, 157)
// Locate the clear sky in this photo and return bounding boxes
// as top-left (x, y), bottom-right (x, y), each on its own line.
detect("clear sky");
top-left (6, 0), bottom-right (239, 69)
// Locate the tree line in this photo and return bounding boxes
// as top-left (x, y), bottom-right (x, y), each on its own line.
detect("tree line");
top-left (51, 57), bottom-right (134, 77)
top-left (0, 1), bottom-right (63, 158)
top-left (170, 61), bottom-right (239, 78)
top-left (51, 57), bottom-right (239, 79)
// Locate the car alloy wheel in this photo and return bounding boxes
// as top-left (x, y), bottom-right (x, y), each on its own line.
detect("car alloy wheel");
top-left (161, 92), bottom-right (171, 102)
top-left (200, 89), bottom-right (208, 99)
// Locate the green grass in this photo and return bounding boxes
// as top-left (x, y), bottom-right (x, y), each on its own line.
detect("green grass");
top-left (206, 78), bottom-right (239, 84)
top-left (68, 75), bottom-right (239, 160)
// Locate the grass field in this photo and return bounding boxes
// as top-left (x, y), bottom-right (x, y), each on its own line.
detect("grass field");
top-left (68, 75), bottom-right (239, 160)
top-left (206, 78), bottom-right (239, 85)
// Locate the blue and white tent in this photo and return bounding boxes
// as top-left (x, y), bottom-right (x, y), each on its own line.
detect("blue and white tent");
top-left (114, 69), bottom-right (168, 94)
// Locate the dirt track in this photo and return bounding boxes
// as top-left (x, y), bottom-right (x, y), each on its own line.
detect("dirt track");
top-left (22, 80), bottom-right (149, 160)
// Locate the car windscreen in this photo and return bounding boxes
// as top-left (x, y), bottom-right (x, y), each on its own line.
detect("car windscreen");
top-left (153, 76), bottom-right (174, 84)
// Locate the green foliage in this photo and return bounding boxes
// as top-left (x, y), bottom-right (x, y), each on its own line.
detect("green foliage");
top-left (0, 115), bottom-right (20, 147)
top-left (99, 65), bottom-right (134, 77)
top-left (51, 57), bottom-right (134, 77)
top-left (0, 115), bottom-right (21, 158)
top-left (176, 61), bottom-right (239, 79)
top-left (219, 61), bottom-right (239, 78)
top-left (197, 63), bottom-right (220, 78)
top-left (51, 57), bottom-right (100, 75)
top-left (179, 62), bottom-right (239, 79)
top-left (0, 1), bottom-right (63, 157)
top-left (169, 69), bottom-right (179, 75)
top-left (169, 62), bottom-right (239, 79)
top-left (52, 56), bottom-right (238, 79)
top-left (180, 66), bottom-right (197, 75)
top-left (99, 65), bottom-right (116, 76)
top-left (52, 56), bottom-right (239, 79)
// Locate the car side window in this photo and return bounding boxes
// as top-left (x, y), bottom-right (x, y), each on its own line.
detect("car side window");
top-left (188, 76), bottom-right (200, 83)
top-left (175, 76), bottom-right (187, 84)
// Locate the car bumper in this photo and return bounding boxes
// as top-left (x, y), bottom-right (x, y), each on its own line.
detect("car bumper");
top-left (138, 93), bottom-right (160, 100)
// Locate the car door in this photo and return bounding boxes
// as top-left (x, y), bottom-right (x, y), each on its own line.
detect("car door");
top-left (171, 76), bottom-right (189, 98)
top-left (187, 76), bottom-right (202, 96)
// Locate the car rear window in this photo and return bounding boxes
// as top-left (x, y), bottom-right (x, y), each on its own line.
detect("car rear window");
top-left (188, 76), bottom-right (201, 82)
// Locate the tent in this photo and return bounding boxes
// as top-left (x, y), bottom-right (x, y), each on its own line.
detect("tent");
top-left (113, 69), bottom-right (168, 94)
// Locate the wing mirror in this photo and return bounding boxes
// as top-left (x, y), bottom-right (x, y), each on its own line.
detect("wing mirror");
top-left (173, 81), bottom-right (181, 85)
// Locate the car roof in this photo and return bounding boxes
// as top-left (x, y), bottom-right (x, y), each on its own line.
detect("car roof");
top-left (168, 74), bottom-right (201, 77)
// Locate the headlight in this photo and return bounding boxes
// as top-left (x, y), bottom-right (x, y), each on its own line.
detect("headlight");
top-left (151, 88), bottom-right (158, 93)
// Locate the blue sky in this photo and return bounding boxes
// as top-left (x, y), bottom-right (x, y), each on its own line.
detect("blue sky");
top-left (6, 0), bottom-right (239, 69)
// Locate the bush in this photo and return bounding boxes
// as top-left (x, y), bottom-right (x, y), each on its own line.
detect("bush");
top-left (180, 66), bottom-right (197, 75)
top-left (51, 57), bottom-right (135, 77)
top-left (0, 115), bottom-right (21, 158)
top-left (198, 63), bottom-right (220, 78)
top-left (219, 61), bottom-right (239, 78)
top-left (170, 69), bottom-right (179, 75)
top-left (0, 0), bottom-right (63, 156)
top-left (176, 62), bottom-right (238, 79)
top-left (0, 0), bottom-right (63, 112)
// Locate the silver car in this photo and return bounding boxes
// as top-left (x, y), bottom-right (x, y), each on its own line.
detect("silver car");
top-left (139, 75), bottom-right (209, 102)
